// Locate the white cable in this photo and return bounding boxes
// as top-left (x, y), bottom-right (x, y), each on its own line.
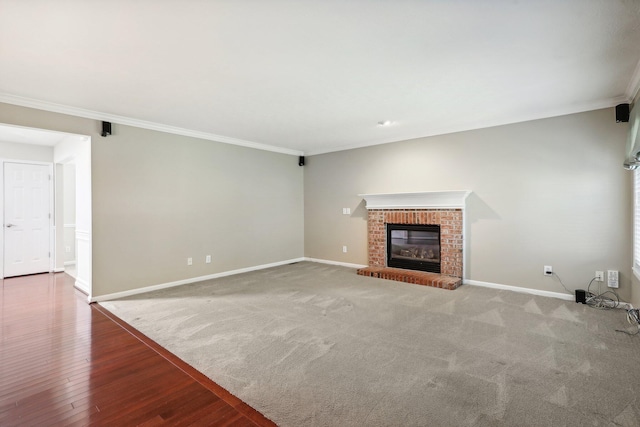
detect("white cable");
top-left (616, 308), bottom-right (640, 336)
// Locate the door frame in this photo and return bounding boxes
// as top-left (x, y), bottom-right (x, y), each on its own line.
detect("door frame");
top-left (1, 159), bottom-right (55, 278)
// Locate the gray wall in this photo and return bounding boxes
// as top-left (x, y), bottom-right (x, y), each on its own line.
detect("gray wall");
top-left (304, 108), bottom-right (634, 301)
top-left (0, 102), bottom-right (304, 298)
top-left (2, 101), bottom-right (634, 303)
top-left (91, 124), bottom-right (304, 297)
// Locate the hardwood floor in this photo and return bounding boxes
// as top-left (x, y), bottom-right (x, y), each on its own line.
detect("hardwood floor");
top-left (0, 273), bottom-right (276, 426)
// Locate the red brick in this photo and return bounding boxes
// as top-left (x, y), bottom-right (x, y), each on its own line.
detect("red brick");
top-left (365, 208), bottom-right (464, 279)
top-left (357, 267), bottom-right (462, 290)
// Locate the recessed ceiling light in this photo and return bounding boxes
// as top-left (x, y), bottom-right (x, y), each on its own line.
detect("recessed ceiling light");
top-left (377, 120), bottom-right (394, 127)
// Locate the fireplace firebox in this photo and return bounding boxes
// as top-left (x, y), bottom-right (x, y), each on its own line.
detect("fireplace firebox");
top-left (387, 224), bottom-right (441, 273)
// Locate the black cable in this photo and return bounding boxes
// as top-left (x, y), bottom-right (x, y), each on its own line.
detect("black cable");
top-left (552, 271), bottom-right (636, 335)
top-left (551, 272), bottom-right (572, 294)
top-left (586, 276), bottom-right (619, 310)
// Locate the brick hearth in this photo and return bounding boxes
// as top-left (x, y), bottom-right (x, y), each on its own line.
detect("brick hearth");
top-left (357, 266), bottom-right (462, 290)
top-left (357, 207), bottom-right (464, 290)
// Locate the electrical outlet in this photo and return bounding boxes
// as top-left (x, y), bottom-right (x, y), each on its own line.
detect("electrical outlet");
top-left (187, 257), bottom-right (192, 266)
top-left (65, 246), bottom-right (71, 253)
top-left (543, 265), bottom-right (553, 276)
top-left (342, 246), bottom-right (348, 253)
top-left (595, 271), bottom-right (604, 282)
top-left (206, 255), bottom-right (211, 264)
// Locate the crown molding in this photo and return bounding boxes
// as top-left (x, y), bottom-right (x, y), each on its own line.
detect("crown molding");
top-left (2, 91), bottom-right (631, 158)
top-left (305, 95), bottom-right (631, 156)
top-left (0, 93), bottom-right (303, 156)
top-left (627, 58), bottom-right (640, 105)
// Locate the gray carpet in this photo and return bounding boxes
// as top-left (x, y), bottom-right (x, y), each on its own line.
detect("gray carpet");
top-left (100, 262), bottom-right (640, 426)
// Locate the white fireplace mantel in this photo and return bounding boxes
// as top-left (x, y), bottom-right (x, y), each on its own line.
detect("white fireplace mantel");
top-left (359, 191), bottom-right (471, 210)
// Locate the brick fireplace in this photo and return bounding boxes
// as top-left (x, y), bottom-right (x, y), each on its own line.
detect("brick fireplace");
top-left (356, 191), bottom-right (469, 290)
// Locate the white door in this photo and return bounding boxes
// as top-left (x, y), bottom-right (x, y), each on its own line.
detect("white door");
top-left (4, 162), bottom-right (51, 277)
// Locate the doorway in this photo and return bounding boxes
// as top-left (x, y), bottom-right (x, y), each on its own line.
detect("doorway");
top-left (3, 162), bottom-right (53, 277)
top-left (0, 123), bottom-right (92, 300)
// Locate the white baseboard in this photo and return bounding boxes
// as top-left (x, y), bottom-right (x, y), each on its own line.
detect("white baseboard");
top-left (75, 277), bottom-right (90, 296)
top-left (64, 261), bottom-right (76, 266)
top-left (303, 257), bottom-right (367, 269)
top-left (53, 267), bottom-right (65, 273)
top-left (89, 258), bottom-right (635, 309)
top-left (303, 263), bottom-right (587, 303)
top-left (464, 279), bottom-right (575, 301)
top-left (91, 257), bottom-right (306, 302)
top-left (464, 279), bottom-right (633, 308)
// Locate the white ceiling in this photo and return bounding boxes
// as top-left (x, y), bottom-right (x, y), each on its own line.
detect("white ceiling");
top-left (1, 0), bottom-right (639, 155)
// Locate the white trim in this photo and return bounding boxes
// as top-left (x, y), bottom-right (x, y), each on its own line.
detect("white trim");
top-left (626, 58), bottom-right (640, 103)
top-left (464, 279), bottom-right (580, 301)
top-left (465, 279), bottom-right (634, 308)
top-left (49, 166), bottom-right (55, 274)
top-left (303, 263), bottom-right (632, 307)
top-left (53, 267), bottom-right (65, 273)
top-left (75, 230), bottom-right (91, 300)
top-left (75, 229), bottom-right (91, 239)
top-left (64, 223), bottom-right (76, 228)
top-left (75, 277), bottom-right (90, 296)
top-left (464, 279), bottom-right (575, 301)
top-left (359, 191), bottom-right (471, 210)
top-left (0, 158), bottom-right (55, 167)
top-left (90, 257), bottom-right (306, 302)
top-left (87, 257), bottom-right (635, 308)
top-left (303, 257), bottom-right (367, 269)
top-left (64, 261), bottom-right (76, 266)
top-left (2, 93), bottom-right (631, 159)
top-left (306, 95), bottom-right (631, 155)
top-left (0, 93), bottom-right (303, 156)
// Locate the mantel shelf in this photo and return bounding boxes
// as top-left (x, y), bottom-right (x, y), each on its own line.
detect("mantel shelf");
top-left (359, 191), bottom-right (471, 210)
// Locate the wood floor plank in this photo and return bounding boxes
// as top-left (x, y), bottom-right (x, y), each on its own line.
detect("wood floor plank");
top-left (0, 272), bottom-right (275, 427)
